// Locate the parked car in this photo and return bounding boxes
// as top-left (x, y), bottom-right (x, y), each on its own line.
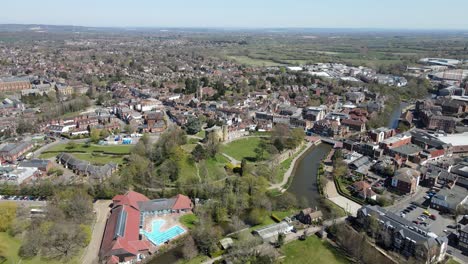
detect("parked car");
top-left (423, 211), bottom-right (431, 216)
top-left (430, 214), bottom-right (436, 220)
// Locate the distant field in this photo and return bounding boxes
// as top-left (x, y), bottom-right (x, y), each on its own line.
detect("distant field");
top-left (227, 55), bottom-right (282, 66)
top-left (214, 34), bottom-right (468, 68)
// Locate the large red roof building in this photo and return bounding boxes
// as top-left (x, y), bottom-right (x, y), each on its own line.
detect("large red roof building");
top-left (99, 191), bottom-right (193, 264)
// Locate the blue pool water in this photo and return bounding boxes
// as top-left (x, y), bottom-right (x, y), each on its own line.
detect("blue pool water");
top-left (142, 219), bottom-right (186, 246)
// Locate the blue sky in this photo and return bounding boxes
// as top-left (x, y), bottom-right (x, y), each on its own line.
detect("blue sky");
top-left (1, 0), bottom-right (468, 29)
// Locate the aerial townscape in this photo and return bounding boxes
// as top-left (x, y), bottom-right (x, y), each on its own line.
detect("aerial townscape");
top-left (0, 2), bottom-right (468, 264)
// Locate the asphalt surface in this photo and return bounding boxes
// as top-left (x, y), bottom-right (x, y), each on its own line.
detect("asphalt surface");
top-left (81, 200), bottom-right (112, 264)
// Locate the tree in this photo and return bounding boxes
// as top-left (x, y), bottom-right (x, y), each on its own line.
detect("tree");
top-left (65, 141), bottom-right (77, 150)
top-left (182, 236), bottom-right (198, 260)
top-left (273, 138), bottom-right (285, 152)
top-left (124, 124), bottom-right (135, 134)
top-left (192, 219), bottom-right (222, 255)
top-left (42, 223), bottom-right (88, 260)
top-left (274, 192), bottom-right (297, 210)
top-left (254, 145), bottom-right (265, 161)
top-left (185, 117), bottom-right (202, 135)
top-left (16, 119), bottom-right (35, 134)
top-left (48, 188), bottom-right (93, 224)
top-left (205, 133), bottom-right (220, 158)
top-left (159, 159), bottom-right (179, 182)
top-left (277, 233), bottom-right (285, 247)
top-left (0, 202), bottom-right (17, 231)
top-left (90, 128), bottom-right (100, 143)
top-left (240, 159), bottom-right (248, 176)
top-left (100, 129), bottom-right (109, 139)
top-left (191, 144), bottom-right (207, 162)
top-left (246, 208), bottom-right (267, 226)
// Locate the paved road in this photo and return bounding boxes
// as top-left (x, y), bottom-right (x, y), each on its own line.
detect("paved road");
top-left (32, 138), bottom-right (68, 158)
top-left (81, 200), bottom-right (112, 264)
top-left (268, 142), bottom-right (312, 192)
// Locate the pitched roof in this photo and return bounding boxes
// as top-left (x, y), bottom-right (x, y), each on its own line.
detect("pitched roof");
top-left (172, 194), bottom-right (192, 210)
top-left (101, 192), bottom-right (151, 261)
top-left (113, 191), bottom-right (149, 211)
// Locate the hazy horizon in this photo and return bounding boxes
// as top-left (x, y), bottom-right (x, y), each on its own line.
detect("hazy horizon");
top-left (1, 0), bottom-right (468, 30)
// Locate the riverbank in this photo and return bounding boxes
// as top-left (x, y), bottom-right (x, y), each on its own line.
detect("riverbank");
top-left (268, 142), bottom-right (313, 193)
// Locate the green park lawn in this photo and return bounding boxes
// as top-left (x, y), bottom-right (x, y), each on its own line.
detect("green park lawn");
top-left (38, 143), bottom-right (132, 165)
top-left (447, 258), bottom-right (460, 264)
top-left (43, 143), bottom-right (132, 154)
top-left (180, 214), bottom-right (198, 230)
top-left (0, 232), bottom-right (80, 264)
top-left (279, 235), bottom-right (349, 264)
top-left (222, 137), bottom-right (265, 161)
top-left (203, 154), bottom-right (229, 180)
top-left (195, 130), bottom-right (206, 138)
top-left (250, 209), bottom-right (297, 231)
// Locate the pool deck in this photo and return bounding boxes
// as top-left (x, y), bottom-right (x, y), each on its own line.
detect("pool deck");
top-left (141, 213), bottom-right (187, 247)
top-left (143, 213), bottom-right (185, 233)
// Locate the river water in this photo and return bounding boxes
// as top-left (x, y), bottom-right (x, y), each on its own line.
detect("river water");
top-left (287, 143), bottom-right (332, 208)
top-left (388, 102), bottom-right (409, 129)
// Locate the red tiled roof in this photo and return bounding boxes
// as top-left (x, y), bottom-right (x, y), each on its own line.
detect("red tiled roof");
top-left (101, 192), bottom-right (150, 262)
top-left (352, 180), bottom-right (371, 191)
top-left (112, 191), bottom-right (149, 210)
top-left (171, 194), bottom-right (193, 210)
top-left (107, 256), bottom-right (119, 264)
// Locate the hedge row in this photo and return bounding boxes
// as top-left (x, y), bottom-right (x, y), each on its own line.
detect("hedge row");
top-left (271, 213), bottom-right (282, 223)
top-left (333, 177), bottom-right (365, 205)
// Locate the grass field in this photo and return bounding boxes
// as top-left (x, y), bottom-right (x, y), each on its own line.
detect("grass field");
top-left (446, 258), bottom-right (461, 264)
top-left (179, 214), bottom-right (198, 230)
top-left (227, 55), bottom-right (282, 67)
top-left (203, 154), bottom-right (229, 181)
top-left (0, 232), bottom-right (80, 264)
top-left (279, 235), bottom-right (349, 264)
top-left (195, 130), bottom-right (206, 138)
top-left (39, 143), bottom-right (132, 165)
top-left (43, 143), bottom-right (132, 154)
top-left (250, 209), bottom-right (297, 231)
top-left (222, 137), bottom-right (265, 161)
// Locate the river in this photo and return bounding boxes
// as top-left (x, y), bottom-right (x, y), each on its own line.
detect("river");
top-left (388, 102), bottom-right (409, 129)
top-left (287, 143), bottom-right (332, 208)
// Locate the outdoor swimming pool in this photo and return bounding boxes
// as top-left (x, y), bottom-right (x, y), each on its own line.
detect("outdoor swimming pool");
top-left (142, 219), bottom-right (186, 246)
